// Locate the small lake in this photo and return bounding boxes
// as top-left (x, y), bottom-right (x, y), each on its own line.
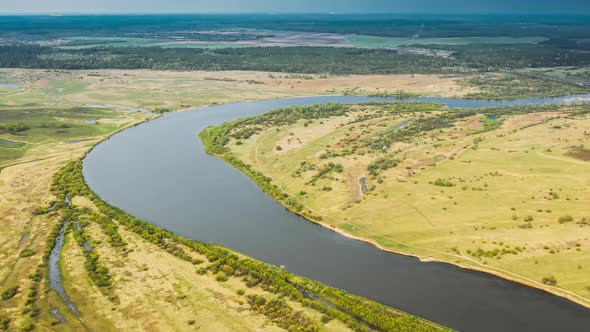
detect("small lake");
top-left (83, 94), bottom-right (590, 332)
top-left (0, 84), bottom-right (20, 89)
top-left (0, 138), bottom-right (24, 147)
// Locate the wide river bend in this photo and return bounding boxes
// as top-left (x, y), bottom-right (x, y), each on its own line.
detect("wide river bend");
top-left (83, 95), bottom-right (590, 332)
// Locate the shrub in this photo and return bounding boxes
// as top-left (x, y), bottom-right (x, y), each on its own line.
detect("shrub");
top-left (19, 249), bottom-right (36, 258)
top-left (433, 178), bottom-right (455, 187)
top-left (558, 215), bottom-right (574, 224)
top-left (244, 275), bottom-right (260, 288)
top-left (220, 265), bottom-right (234, 275)
top-left (0, 315), bottom-right (8, 330)
top-left (542, 276), bottom-right (558, 286)
top-left (215, 272), bottom-right (228, 282)
top-left (0, 122), bottom-right (29, 133)
top-left (28, 272), bottom-right (42, 282)
top-left (1, 286), bottom-right (18, 300)
top-left (19, 319), bottom-right (35, 332)
top-left (367, 156), bottom-right (397, 177)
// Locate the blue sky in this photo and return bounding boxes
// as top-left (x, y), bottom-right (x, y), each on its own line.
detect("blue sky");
top-left (1, 0), bottom-right (590, 14)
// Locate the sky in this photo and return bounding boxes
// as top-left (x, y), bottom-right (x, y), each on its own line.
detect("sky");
top-left (1, 0), bottom-right (590, 14)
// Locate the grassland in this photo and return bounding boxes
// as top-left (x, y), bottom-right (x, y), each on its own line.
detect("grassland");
top-left (0, 69), bottom-right (465, 331)
top-left (461, 69), bottom-right (590, 99)
top-left (215, 102), bottom-right (590, 308)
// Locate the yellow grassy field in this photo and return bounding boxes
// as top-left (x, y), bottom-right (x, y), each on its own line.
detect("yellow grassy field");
top-left (229, 103), bottom-right (590, 307)
top-left (0, 69), bottom-right (476, 111)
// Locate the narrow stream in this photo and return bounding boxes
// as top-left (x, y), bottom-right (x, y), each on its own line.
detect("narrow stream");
top-left (73, 220), bottom-right (92, 252)
top-left (47, 194), bottom-right (79, 319)
top-left (48, 221), bottom-right (79, 317)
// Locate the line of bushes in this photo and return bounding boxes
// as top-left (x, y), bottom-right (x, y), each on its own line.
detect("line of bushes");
top-left (69, 220), bottom-right (112, 288)
top-left (84, 213), bottom-right (127, 247)
top-left (247, 295), bottom-right (318, 332)
top-left (200, 126), bottom-right (323, 222)
top-left (43, 158), bottom-right (447, 331)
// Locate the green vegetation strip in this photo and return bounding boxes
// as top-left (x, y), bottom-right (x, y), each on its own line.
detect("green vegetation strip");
top-left (35, 158), bottom-right (450, 331)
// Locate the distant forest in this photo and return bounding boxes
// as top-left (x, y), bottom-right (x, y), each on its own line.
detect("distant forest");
top-left (1, 45), bottom-right (590, 74)
top-left (1, 14), bottom-right (590, 74)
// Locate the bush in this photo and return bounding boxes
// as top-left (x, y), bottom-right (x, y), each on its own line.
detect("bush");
top-left (558, 215), bottom-right (574, 224)
top-left (215, 272), bottom-right (228, 282)
top-left (19, 319), bottom-right (35, 332)
top-left (0, 315), bottom-right (9, 331)
top-left (542, 275), bottom-right (558, 286)
top-left (0, 122), bottom-right (29, 133)
top-left (220, 265), bottom-right (234, 276)
top-left (433, 178), bottom-right (455, 187)
top-left (367, 156), bottom-right (398, 177)
top-left (19, 249), bottom-right (36, 258)
top-left (1, 286), bottom-right (18, 300)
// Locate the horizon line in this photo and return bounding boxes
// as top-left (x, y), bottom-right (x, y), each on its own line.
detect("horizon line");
top-left (0, 12), bottom-right (589, 16)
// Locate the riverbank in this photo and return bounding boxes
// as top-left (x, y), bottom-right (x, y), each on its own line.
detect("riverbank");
top-left (200, 100), bottom-right (590, 311)
top-left (203, 133), bottom-right (590, 311)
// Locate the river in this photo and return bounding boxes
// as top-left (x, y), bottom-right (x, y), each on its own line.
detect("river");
top-left (83, 95), bottom-right (590, 332)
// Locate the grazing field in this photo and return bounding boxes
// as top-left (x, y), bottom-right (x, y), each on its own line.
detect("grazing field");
top-left (214, 102), bottom-right (590, 307)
